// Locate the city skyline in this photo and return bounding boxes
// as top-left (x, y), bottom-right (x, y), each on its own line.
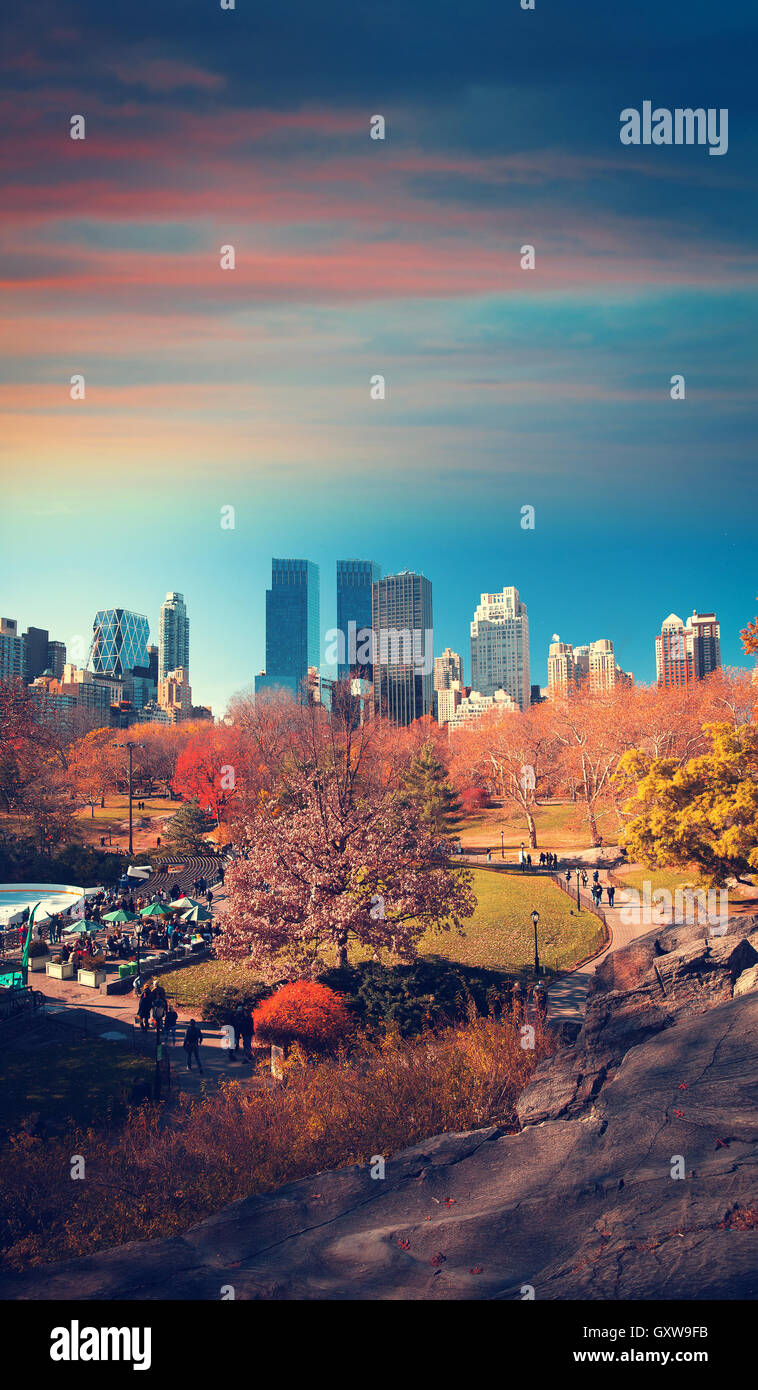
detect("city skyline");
top-left (3, 572), bottom-right (750, 716)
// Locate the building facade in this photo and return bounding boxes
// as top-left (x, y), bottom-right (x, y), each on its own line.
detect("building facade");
top-left (655, 610), bottom-right (721, 687)
top-left (437, 680), bottom-right (464, 726)
top-left (158, 666), bottom-right (192, 722)
top-left (372, 571), bottom-right (434, 725)
top-left (447, 687), bottom-right (518, 732)
top-left (470, 586), bottom-right (530, 711)
top-left (0, 618), bottom-right (25, 681)
top-left (548, 637), bottom-right (632, 697)
top-left (158, 592), bottom-right (190, 682)
top-left (336, 559), bottom-right (381, 681)
top-left (255, 558), bottom-right (320, 701)
top-left (88, 609), bottom-right (150, 678)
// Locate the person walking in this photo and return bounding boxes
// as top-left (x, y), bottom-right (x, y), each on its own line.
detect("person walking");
top-left (593, 869), bottom-right (600, 885)
top-left (581, 869), bottom-right (588, 888)
top-left (183, 1019), bottom-right (204, 1072)
top-left (137, 983), bottom-right (153, 1031)
top-left (164, 1004), bottom-right (178, 1046)
top-left (608, 884), bottom-right (616, 908)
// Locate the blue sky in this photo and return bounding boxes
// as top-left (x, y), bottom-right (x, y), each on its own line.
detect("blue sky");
top-left (1, 0), bottom-right (756, 710)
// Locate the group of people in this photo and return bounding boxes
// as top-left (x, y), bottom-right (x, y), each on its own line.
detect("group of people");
top-left (562, 867), bottom-right (616, 908)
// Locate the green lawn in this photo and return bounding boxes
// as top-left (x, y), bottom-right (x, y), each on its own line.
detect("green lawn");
top-left (615, 865), bottom-right (704, 896)
top-left (457, 801), bottom-right (617, 853)
top-left (1, 1038), bottom-right (153, 1137)
top-left (164, 869), bottom-right (604, 1008)
top-left (419, 868), bottom-right (604, 975)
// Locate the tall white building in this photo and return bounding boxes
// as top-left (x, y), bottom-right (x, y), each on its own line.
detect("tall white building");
top-left (470, 586), bottom-right (530, 712)
top-left (158, 592), bottom-right (190, 682)
top-left (447, 687), bottom-right (518, 732)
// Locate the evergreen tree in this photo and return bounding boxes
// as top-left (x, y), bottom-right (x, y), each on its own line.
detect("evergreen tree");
top-left (399, 741), bottom-right (461, 836)
top-left (165, 799), bottom-right (213, 854)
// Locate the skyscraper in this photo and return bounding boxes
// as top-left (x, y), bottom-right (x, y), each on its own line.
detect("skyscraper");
top-left (256, 558), bottom-right (320, 700)
top-left (88, 609), bottom-right (149, 677)
top-left (336, 559), bottom-right (381, 681)
top-left (470, 586), bottom-right (530, 711)
top-left (655, 610), bottom-right (720, 687)
top-left (548, 637), bottom-right (632, 698)
top-left (434, 647), bottom-right (464, 691)
top-left (22, 626), bottom-right (49, 682)
top-left (0, 618), bottom-right (25, 681)
top-left (47, 640), bottom-right (66, 680)
top-left (158, 592), bottom-right (189, 681)
top-left (372, 571), bottom-right (433, 725)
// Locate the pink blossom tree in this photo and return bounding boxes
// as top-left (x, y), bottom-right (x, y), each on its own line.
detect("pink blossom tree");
top-left (219, 695), bottom-right (475, 976)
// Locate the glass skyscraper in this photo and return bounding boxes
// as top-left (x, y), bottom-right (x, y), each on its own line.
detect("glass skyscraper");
top-left (372, 571), bottom-right (434, 725)
top-left (88, 609), bottom-right (150, 678)
top-left (336, 559), bottom-right (381, 681)
top-left (255, 558), bottom-right (320, 700)
top-left (158, 591), bottom-right (190, 680)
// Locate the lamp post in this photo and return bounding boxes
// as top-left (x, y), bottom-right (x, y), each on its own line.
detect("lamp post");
top-left (531, 909), bottom-right (540, 978)
top-left (500, 830), bottom-right (504, 859)
top-left (576, 867), bottom-right (581, 909)
top-left (113, 741), bottom-right (144, 856)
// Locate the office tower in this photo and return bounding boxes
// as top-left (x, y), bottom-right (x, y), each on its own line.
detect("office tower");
top-left (655, 610), bottom-right (721, 687)
top-left (547, 641), bottom-right (576, 698)
top-left (255, 558), bottom-right (320, 700)
top-left (22, 626), bottom-right (49, 682)
top-left (158, 592), bottom-right (189, 681)
top-left (688, 611), bottom-right (721, 678)
top-left (470, 586), bottom-right (530, 711)
top-left (588, 639), bottom-right (617, 694)
top-left (158, 666), bottom-right (192, 723)
top-left (437, 680), bottom-right (464, 726)
top-left (336, 559), bottom-right (381, 681)
top-left (434, 648), bottom-right (464, 691)
top-left (58, 664), bottom-right (115, 716)
top-left (47, 640), bottom-right (66, 680)
top-left (372, 571), bottom-right (433, 725)
top-left (88, 609), bottom-right (150, 677)
top-left (656, 614), bottom-right (693, 687)
top-left (0, 619), bottom-right (25, 681)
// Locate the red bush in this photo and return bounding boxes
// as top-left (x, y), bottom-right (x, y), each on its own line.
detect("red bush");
top-left (252, 981), bottom-right (354, 1052)
top-left (459, 786), bottom-right (489, 814)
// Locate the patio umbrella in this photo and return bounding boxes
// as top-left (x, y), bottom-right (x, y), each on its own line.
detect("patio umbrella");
top-left (102, 908), bottom-right (138, 923)
top-left (169, 897), bottom-right (206, 911)
top-left (179, 904), bottom-right (212, 923)
top-left (139, 902), bottom-right (172, 917)
top-left (63, 921), bottom-right (101, 936)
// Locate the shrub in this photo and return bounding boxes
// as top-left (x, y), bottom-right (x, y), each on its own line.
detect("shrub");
top-left (460, 786), bottom-right (489, 814)
top-left (27, 940), bottom-right (49, 959)
top-left (0, 1010), bottom-right (552, 1272)
top-left (200, 981), bottom-right (275, 1026)
top-left (318, 959), bottom-right (513, 1038)
top-left (252, 981), bottom-right (354, 1052)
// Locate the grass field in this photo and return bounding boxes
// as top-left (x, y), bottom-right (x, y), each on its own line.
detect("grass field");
top-left (162, 868), bottom-right (604, 1007)
top-left (2, 1038), bottom-right (153, 1137)
top-left (614, 865), bottom-right (704, 895)
top-left (456, 801), bottom-right (618, 853)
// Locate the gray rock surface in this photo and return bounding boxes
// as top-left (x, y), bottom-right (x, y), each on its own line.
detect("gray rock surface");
top-left (3, 915), bottom-right (758, 1300)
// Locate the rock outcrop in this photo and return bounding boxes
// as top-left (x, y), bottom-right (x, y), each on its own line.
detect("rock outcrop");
top-left (3, 914), bottom-right (758, 1301)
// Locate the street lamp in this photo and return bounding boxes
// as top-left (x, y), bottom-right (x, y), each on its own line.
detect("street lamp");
top-left (576, 867), bottom-right (581, 909)
top-left (500, 830), bottom-right (504, 859)
top-left (531, 909), bottom-right (540, 977)
top-left (113, 741), bottom-right (144, 855)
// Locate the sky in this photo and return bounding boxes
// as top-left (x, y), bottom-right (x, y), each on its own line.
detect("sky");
top-left (1, 0), bottom-right (756, 713)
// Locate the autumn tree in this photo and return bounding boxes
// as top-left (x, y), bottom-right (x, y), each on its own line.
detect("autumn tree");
top-left (544, 688), bottom-right (638, 846)
top-left (219, 697), bottom-right (475, 977)
top-left (172, 723), bottom-right (241, 824)
top-left (617, 721), bottom-right (758, 887)
top-left (451, 704), bottom-right (555, 848)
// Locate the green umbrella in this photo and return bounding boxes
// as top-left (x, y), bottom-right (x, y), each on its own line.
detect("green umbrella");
top-left (63, 921), bottom-right (101, 936)
top-left (139, 902), bottom-right (172, 917)
top-left (102, 908), bottom-right (138, 923)
top-left (179, 904), bottom-right (212, 923)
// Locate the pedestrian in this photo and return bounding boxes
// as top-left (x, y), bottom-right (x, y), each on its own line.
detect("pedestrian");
top-left (526, 853), bottom-right (532, 869)
top-left (593, 869), bottom-right (599, 885)
top-left (164, 1004), bottom-right (178, 1045)
top-left (206, 889), bottom-right (213, 907)
top-left (581, 869), bottom-right (588, 888)
top-left (137, 983), bottom-right (153, 1031)
top-left (565, 869), bottom-right (571, 887)
top-left (539, 852), bottom-right (545, 868)
top-left (486, 850), bottom-right (492, 864)
top-left (218, 864), bottom-right (225, 886)
top-left (183, 1019), bottom-right (204, 1072)
top-left (608, 884), bottom-right (616, 908)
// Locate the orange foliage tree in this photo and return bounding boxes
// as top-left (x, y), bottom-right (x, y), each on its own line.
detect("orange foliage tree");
top-left (252, 981), bottom-right (354, 1052)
